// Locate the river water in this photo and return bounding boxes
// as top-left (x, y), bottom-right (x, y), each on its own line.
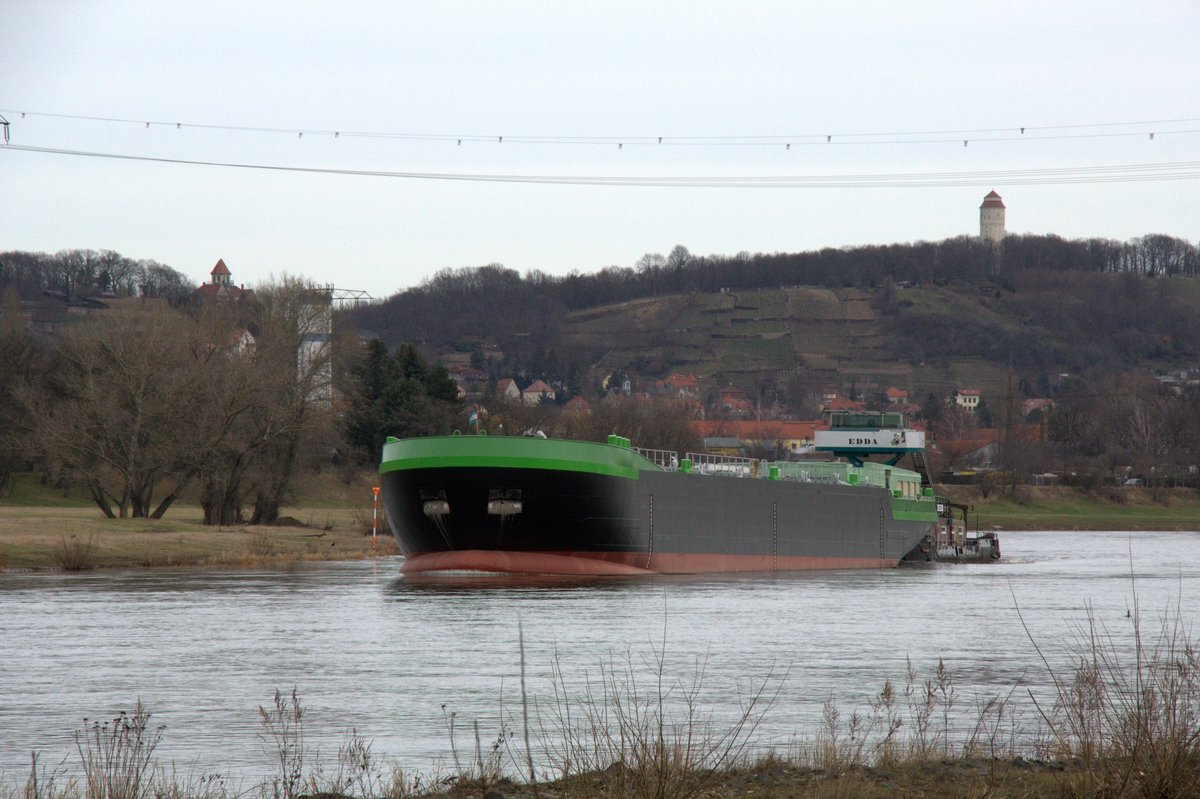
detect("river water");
top-left (2, 530), bottom-right (1199, 783)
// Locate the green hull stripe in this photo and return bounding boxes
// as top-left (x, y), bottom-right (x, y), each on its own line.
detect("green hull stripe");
top-left (382, 454), bottom-right (639, 479)
top-left (380, 436), bottom-right (654, 480)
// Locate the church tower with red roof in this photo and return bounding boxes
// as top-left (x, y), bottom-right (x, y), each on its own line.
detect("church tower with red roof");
top-left (192, 258), bottom-right (254, 301)
top-left (210, 258), bottom-right (232, 286)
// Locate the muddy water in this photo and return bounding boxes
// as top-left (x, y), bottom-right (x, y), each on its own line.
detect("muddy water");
top-left (2, 530), bottom-right (1198, 780)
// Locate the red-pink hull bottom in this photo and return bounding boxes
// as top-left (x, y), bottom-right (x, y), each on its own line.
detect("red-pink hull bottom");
top-left (400, 549), bottom-right (892, 575)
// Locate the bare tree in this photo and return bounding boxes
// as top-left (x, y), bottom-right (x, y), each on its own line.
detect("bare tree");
top-left (94, 250), bottom-right (144, 296)
top-left (20, 304), bottom-right (216, 517)
top-left (50, 249), bottom-right (99, 299)
top-left (190, 303), bottom-right (276, 525)
top-left (140, 260), bottom-right (195, 301)
top-left (1097, 372), bottom-right (1171, 486)
top-left (247, 278), bottom-right (340, 524)
top-left (939, 404), bottom-right (977, 440)
top-left (558, 397), bottom-right (698, 454)
top-left (0, 285), bottom-right (36, 492)
top-left (666, 244), bottom-right (692, 272)
top-left (635, 253), bottom-right (666, 295)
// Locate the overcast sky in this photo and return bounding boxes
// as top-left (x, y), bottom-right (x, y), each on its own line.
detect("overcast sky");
top-left (3, 1), bottom-right (1199, 296)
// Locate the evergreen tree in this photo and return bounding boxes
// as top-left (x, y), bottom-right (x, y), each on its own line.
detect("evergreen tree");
top-left (343, 340), bottom-right (463, 462)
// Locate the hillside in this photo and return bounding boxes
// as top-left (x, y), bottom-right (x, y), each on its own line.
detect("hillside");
top-left (559, 285), bottom-right (978, 402)
top-left (510, 276), bottom-right (1199, 407)
top-left (345, 235), bottom-right (1200, 408)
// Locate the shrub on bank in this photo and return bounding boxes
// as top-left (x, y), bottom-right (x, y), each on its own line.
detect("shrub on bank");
top-left (8, 601), bottom-right (1200, 799)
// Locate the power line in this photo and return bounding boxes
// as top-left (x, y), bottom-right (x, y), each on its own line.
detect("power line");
top-left (5, 143), bottom-right (1200, 187)
top-left (2, 107), bottom-right (1199, 148)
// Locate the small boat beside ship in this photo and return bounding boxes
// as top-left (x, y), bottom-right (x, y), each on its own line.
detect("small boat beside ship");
top-left (904, 499), bottom-right (1001, 563)
top-left (380, 411), bottom-right (997, 576)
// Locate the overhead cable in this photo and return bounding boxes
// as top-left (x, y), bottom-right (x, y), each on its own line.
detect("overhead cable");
top-left (2, 108), bottom-right (1199, 148)
top-left (4, 143), bottom-right (1200, 187)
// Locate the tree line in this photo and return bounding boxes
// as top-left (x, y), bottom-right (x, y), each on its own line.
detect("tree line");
top-left (0, 280), bottom-right (463, 522)
top-left (347, 233), bottom-right (1200, 435)
top-left (929, 370), bottom-right (1200, 492)
top-left (353, 233), bottom-right (1200, 348)
top-left (0, 249), bottom-right (195, 302)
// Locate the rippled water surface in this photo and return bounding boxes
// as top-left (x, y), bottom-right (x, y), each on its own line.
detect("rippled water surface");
top-left (3, 530), bottom-right (1199, 779)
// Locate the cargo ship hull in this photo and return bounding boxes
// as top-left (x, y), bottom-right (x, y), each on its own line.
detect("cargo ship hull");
top-left (381, 436), bottom-right (937, 576)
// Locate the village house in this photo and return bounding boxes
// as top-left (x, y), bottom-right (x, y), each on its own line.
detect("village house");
top-left (496, 377), bottom-right (521, 401)
top-left (823, 395), bottom-right (867, 413)
top-left (225, 326), bottom-right (256, 355)
top-left (951, 388), bottom-right (982, 412)
top-left (885, 386), bottom-right (908, 405)
top-left (654, 372), bottom-right (701, 399)
top-left (446, 365), bottom-right (488, 399)
top-left (713, 385), bottom-right (753, 417)
top-left (562, 395), bottom-right (592, 415)
top-left (522, 379), bottom-right (555, 405)
top-left (1021, 398), bottom-right (1055, 420)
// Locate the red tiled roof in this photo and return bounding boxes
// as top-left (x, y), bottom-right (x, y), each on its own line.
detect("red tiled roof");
top-left (192, 282), bottom-right (254, 301)
top-left (980, 190), bottom-right (1005, 209)
top-left (956, 388), bottom-right (982, 396)
top-left (886, 387), bottom-right (907, 398)
top-left (693, 420), bottom-right (824, 440)
top-left (564, 396), bottom-right (592, 413)
top-left (657, 372), bottom-right (699, 387)
top-left (211, 258), bottom-right (231, 276)
top-left (825, 397), bottom-right (866, 411)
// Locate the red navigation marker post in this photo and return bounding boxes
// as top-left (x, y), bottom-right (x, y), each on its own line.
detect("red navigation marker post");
top-left (371, 486), bottom-right (380, 552)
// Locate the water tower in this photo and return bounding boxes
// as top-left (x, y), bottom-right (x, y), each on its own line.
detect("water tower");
top-left (980, 190), bottom-right (1006, 242)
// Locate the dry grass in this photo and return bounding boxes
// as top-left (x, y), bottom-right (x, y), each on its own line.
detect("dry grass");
top-left (0, 505), bottom-right (398, 571)
top-left (75, 703), bottom-right (163, 799)
top-left (50, 534), bottom-right (98, 571)
top-left (1025, 595), bottom-right (1200, 798)
top-left (0, 468), bottom-right (397, 571)
top-left (527, 648), bottom-right (783, 799)
top-left (5, 625), bottom-right (1198, 799)
top-left (937, 485), bottom-right (1200, 530)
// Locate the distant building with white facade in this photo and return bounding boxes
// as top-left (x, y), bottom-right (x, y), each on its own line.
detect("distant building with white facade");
top-left (952, 388), bottom-right (982, 412)
top-left (298, 286), bottom-right (334, 407)
top-left (980, 190), bottom-right (1006, 242)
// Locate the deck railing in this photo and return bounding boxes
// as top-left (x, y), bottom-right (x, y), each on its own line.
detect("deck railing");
top-left (684, 452), bottom-right (754, 478)
top-left (635, 446), bottom-right (932, 493)
top-left (633, 446), bottom-right (680, 470)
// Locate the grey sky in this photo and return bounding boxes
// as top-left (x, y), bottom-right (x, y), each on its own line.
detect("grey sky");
top-left (3, 1), bottom-right (1198, 296)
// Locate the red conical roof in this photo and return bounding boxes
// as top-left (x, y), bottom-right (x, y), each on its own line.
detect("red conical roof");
top-left (211, 258), bottom-right (231, 276)
top-left (980, 190), bottom-right (1005, 209)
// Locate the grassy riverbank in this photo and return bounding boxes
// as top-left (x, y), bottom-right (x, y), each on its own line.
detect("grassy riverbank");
top-left (0, 471), bottom-right (397, 571)
top-left (3, 473), bottom-right (1197, 571)
top-left (938, 485), bottom-right (1200, 531)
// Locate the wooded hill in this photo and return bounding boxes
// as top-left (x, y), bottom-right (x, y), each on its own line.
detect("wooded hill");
top-left (347, 233), bottom-right (1200, 408)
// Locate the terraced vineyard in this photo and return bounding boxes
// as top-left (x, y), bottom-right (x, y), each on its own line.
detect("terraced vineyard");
top-left (555, 273), bottom-right (1200, 407)
top-left (563, 284), bottom-right (1018, 399)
